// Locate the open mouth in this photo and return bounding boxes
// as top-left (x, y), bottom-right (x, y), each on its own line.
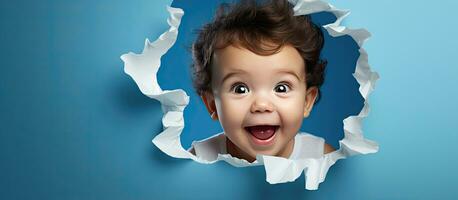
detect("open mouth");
top-left (244, 125), bottom-right (279, 145)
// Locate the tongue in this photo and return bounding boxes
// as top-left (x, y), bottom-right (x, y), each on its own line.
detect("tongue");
top-left (248, 125), bottom-right (276, 140)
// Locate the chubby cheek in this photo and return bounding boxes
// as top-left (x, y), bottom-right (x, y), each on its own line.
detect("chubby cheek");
top-left (277, 97), bottom-right (305, 137)
top-left (214, 95), bottom-right (248, 136)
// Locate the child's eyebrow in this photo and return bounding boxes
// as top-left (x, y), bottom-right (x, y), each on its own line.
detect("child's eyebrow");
top-left (277, 70), bottom-right (303, 81)
top-left (221, 69), bottom-right (247, 84)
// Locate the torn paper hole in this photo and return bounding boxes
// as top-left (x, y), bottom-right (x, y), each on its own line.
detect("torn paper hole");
top-left (121, 0), bottom-right (379, 190)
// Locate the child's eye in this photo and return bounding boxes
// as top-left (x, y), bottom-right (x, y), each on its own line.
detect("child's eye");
top-left (274, 83), bottom-right (290, 93)
top-left (231, 83), bottom-right (250, 94)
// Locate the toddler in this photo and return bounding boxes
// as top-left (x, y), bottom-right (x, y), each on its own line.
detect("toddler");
top-left (189, 0), bottom-right (333, 163)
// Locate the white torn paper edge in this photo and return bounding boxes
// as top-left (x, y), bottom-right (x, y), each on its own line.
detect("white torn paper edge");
top-left (121, 0), bottom-right (379, 190)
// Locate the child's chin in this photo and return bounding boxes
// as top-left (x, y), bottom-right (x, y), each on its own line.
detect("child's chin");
top-left (250, 141), bottom-right (292, 159)
top-left (251, 147), bottom-right (280, 158)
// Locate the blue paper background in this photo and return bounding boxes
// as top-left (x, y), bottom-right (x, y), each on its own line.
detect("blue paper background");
top-left (1, 0), bottom-right (457, 199)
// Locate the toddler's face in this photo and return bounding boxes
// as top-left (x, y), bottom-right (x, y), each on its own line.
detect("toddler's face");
top-left (201, 44), bottom-right (318, 161)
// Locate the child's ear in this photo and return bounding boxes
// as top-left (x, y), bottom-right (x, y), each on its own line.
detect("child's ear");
top-left (201, 91), bottom-right (219, 120)
top-left (303, 87), bottom-right (318, 118)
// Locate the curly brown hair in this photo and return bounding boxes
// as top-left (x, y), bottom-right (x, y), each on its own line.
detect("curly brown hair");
top-left (191, 0), bottom-right (327, 102)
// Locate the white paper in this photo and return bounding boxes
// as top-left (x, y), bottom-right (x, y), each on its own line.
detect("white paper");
top-left (121, 0), bottom-right (379, 190)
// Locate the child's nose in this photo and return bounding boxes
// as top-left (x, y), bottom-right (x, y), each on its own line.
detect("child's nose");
top-left (250, 97), bottom-right (274, 113)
